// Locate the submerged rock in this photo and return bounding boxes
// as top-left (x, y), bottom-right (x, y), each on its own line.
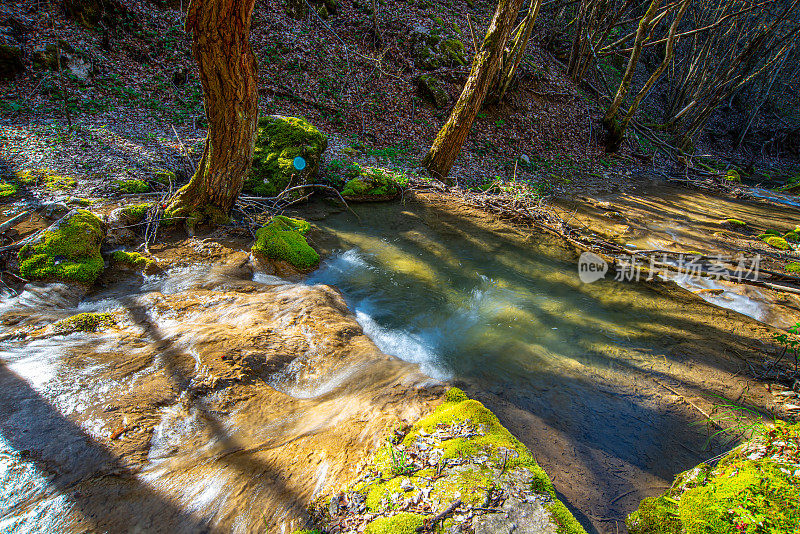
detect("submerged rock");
top-left (244, 115), bottom-right (328, 197)
top-left (251, 215), bottom-right (320, 270)
top-left (18, 209), bottom-right (106, 285)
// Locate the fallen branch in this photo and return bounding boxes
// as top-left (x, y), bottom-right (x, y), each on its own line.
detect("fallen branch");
top-left (417, 499), bottom-right (462, 532)
top-left (0, 211), bottom-right (31, 234)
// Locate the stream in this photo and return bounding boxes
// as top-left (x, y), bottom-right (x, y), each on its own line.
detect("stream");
top-left (0, 193), bottom-right (781, 534)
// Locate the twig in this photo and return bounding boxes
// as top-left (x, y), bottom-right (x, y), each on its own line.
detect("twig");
top-left (416, 499), bottom-right (462, 532)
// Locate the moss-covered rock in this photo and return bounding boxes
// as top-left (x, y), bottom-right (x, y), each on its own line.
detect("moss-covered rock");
top-left (783, 230), bottom-right (800, 243)
top-left (416, 74), bottom-right (449, 108)
top-left (251, 215), bottom-right (320, 270)
top-left (627, 421), bottom-right (800, 534)
top-left (53, 312), bottom-right (116, 334)
top-left (317, 387), bottom-right (586, 534)
top-left (764, 236), bottom-right (791, 250)
top-left (410, 19), bottom-right (466, 70)
top-left (341, 165), bottom-right (405, 199)
top-left (0, 180), bottom-right (18, 198)
top-left (17, 169), bottom-right (77, 190)
top-left (110, 250), bottom-right (155, 270)
top-left (18, 209), bottom-right (106, 285)
top-left (113, 179), bottom-right (150, 194)
top-left (244, 116), bottom-right (327, 197)
top-left (118, 203), bottom-right (151, 224)
top-left (364, 513), bottom-right (427, 534)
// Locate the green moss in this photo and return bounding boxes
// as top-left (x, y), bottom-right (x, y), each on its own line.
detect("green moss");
top-left (628, 422), bottom-right (800, 534)
top-left (765, 236), bottom-right (791, 250)
top-left (725, 169), bottom-right (741, 182)
top-left (244, 116), bottom-right (328, 197)
top-left (111, 250), bottom-right (154, 269)
top-left (0, 180), bottom-right (18, 198)
top-left (17, 169), bottom-right (77, 190)
top-left (364, 513), bottom-right (427, 534)
top-left (113, 179), bottom-right (150, 194)
top-left (53, 312), bottom-right (116, 334)
top-left (18, 209), bottom-right (105, 284)
top-left (680, 460), bottom-right (799, 534)
top-left (67, 197), bottom-right (95, 207)
top-left (290, 531), bottom-right (321, 534)
top-left (152, 169), bottom-right (176, 185)
top-left (720, 218), bottom-right (746, 227)
top-left (120, 202), bottom-right (151, 223)
top-left (786, 262), bottom-right (800, 273)
top-left (783, 231), bottom-right (800, 243)
top-left (441, 38), bottom-right (466, 66)
top-left (341, 165), bottom-right (405, 197)
top-left (430, 466), bottom-right (492, 506)
top-left (251, 215), bottom-right (319, 269)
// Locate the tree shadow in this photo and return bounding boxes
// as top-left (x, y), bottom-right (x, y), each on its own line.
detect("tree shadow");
top-left (0, 360), bottom-right (217, 533)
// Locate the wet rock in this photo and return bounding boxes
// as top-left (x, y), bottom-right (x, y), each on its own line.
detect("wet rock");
top-left (417, 74), bottom-right (449, 108)
top-left (0, 44), bottom-right (24, 80)
top-left (243, 115), bottom-right (327, 197)
top-left (39, 201), bottom-right (70, 219)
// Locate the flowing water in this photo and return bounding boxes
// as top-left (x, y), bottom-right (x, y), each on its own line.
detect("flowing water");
top-left (0, 194), bottom-right (779, 534)
top-left (306, 195), bottom-right (777, 533)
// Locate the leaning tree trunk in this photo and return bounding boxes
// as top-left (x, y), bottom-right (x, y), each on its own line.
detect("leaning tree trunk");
top-left (422, 0), bottom-right (526, 182)
top-left (165, 0), bottom-right (259, 227)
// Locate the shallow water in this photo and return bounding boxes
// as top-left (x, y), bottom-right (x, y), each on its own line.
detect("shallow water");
top-left (0, 195), bottom-right (778, 534)
top-left (306, 195), bottom-right (777, 533)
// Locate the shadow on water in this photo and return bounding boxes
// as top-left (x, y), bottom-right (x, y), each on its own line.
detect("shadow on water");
top-left (0, 360), bottom-right (216, 533)
top-left (303, 194), bottom-right (780, 533)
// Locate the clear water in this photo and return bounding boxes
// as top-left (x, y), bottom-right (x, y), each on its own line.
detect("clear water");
top-left (304, 197), bottom-right (767, 533)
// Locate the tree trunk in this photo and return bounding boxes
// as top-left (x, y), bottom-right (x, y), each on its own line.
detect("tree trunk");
top-left (423, 0), bottom-right (526, 182)
top-left (165, 0), bottom-right (259, 227)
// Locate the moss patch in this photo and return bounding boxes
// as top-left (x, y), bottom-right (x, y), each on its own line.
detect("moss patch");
top-left (18, 209), bottom-right (105, 284)
top-left (341, 165), bottom-right (405, 197)
top-left (251, 215), bottom-right (319, 269)
top-left (120, 203), bottom-right (151, 224)
top-left (783, 231), bottom-right (800, 243)
top-left (364, 513), bottom-right (427, 534)
top-left (111, 250), bottom-right (154, 269)
top-left (786, 262), bottom-right (800, 273)
top-left (53, 312), bottom-right (116, 334)
top-left (113, 179), bottom-right (150, 194)
top-left (244, 116), bottom-right (327, 197)
top-left (17, 169), bottom-right (77, 190)
top-left (0, 180), bottom-right (18, 198)
top-left (627, 421), bottom-right (800, 534)
top-left (765, 236), bottom-right (791, 250)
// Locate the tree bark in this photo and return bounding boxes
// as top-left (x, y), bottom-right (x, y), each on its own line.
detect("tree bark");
top-left (165, 0), bottom-right (259, 226)
top-left (422, 0), bottom-right (526, 182)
